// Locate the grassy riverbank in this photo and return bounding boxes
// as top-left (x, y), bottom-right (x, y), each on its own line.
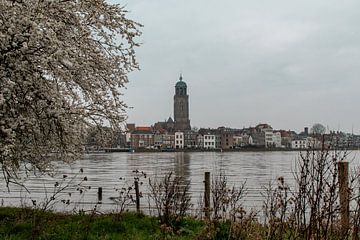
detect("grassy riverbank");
top-left (0, 207), bottom-right (270, 240)
top-left (1, 206), bottom-right (356, 240)
top-left (0, 207), bottom-right (208, 240)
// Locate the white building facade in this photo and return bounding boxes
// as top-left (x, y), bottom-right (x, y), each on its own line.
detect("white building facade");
top-left (291, 139), bottom-right (308, 149)
top-left (203, 134), bottom-right (216, 149)
top-left (264, 129), bottom-right (274, 148)
top-left (273, 132), bottom-right (282, 148)
top-left (175, 131), bottom-right (184, 149)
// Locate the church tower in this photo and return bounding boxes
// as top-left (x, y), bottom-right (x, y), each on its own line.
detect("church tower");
top-left (174, 74), bottom-right (191, 131)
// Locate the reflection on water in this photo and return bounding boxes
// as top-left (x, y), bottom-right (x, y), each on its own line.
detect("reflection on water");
top-left (1, 151), bottom-right (359, 213)
top-left (174, 152), bottom-right (190, 181)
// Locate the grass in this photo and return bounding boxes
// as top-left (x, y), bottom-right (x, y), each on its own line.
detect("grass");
top-left (1, 207), bottom-right (355, 239)
top-left (0, 207), bottom-right (205, 240)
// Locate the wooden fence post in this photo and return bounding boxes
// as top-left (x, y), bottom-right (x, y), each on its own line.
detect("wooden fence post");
top-left (338, 161), bottom-right (349, 235)
top-left (134, 180), bottom-right (140, 213)
top-left (204, 172), bottom-right (210, 219)
top-left (97, 187), bottom-right (102, 203)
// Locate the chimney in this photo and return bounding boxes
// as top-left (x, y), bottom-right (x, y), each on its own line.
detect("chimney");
top-left (304, 127), bottom-right (309, 135)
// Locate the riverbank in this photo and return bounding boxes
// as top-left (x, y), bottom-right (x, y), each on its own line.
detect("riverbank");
top-left (100, 146), bottom-right (357, 153)
top-left (1, 207), bottom-right (353, 240)
top-left (0, 207), bottom-right (205, 240)
top-left (1, 207), bottom-right (265, 240)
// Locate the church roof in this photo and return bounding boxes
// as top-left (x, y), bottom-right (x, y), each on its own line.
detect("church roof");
top-left (167, 117), bottom-right (174, 123)
top-left (175, 74), bottom-right (187, 88)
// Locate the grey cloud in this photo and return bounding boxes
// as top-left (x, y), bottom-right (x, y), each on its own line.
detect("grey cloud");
top-left (122, 0), bottom-right (360, 133)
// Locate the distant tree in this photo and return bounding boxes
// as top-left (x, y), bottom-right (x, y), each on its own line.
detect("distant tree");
top-left (310, 123), bottom-right (326, 135)
top-left (192, 126), bottom-right (199, 132)
top-left (0, 0), bottom-right (141, 183)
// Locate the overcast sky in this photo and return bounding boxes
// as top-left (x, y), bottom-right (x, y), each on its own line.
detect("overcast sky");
top-left (117, 0), bottom-right (360, 134)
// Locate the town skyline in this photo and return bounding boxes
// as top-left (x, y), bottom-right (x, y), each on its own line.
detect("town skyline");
top-left (125, 73), bottom-right (357, 135)
top-left (126, 75), bottom-right (355, 137)
top-left (118, 0), bottom-right (360, 134)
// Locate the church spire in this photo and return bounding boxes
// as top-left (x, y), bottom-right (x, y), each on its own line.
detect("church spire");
top-left (179, 73), bottom-right (183, 81)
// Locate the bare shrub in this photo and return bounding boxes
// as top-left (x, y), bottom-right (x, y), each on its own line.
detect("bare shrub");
top-left (292, 147), bottom-right (346, 239)
top-left (211, 171), bottom-right (228, 220)
top-left (195, 171), bottom-right (249, 239)
top-left (211, 171), bottom-right (247, 221)
top-left (262, 177), bottom-right (292, 239)
top-left (350, 167), bottom-right (360, 239)
top-left (228, 211), bottom-right (263, 240)
top-left (269, 136), bottom-right (359, 240)
top-left (111, 169), bottom-right (146, 214)
top-left (20, 168), bottom-right (89, 239)
top-left (258, 136), bottom-right (359, 239)
top-left (148, 171), bottom-right (192, 228)
top-left (23, 168), bottom-right (88, 212)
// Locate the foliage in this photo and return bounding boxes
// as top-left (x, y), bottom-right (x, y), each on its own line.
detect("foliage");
top-left (0, 0), bottom-right (141, 183)
top-left (310, 123), bottom-right (326, 135)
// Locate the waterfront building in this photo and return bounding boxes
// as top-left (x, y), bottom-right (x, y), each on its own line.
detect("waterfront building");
top-left (174, 74), bottom-right (191, 131)
top-left (235, 134), bottom-right (254, 147)
top-left (154, 130), bottom-right (164, 149)
top-left (251, 131), bottom-right (265, 147)
top-left (279, 130), bottom-right (296, 148)
top-left (233, 135), bottom-right (242, 148)
top-left (215, 135), bottom-right (222, 148)
top-left (291, 138), bottom-right (308, 149)
top-left (273, 131), bottom-right (282, 148)
top-left (197, 134), bottom-right (204, 148)
top-left (291, 136), bottom-right (322, 149)
top-left (203, 134), bottom-right (216, 149)
top-left (199, 128), bottom-right (221, 148)
top-left (221, 132), bottom-right (234, 149)
top-left (217, 127), bottom-right (234, 149)
top-left (184, 130), bottom-right (197, 148)
top-left (130, 126), bottom-right (154, 149)
top-left (307, 136), bottom-right (321, 148)
top-left (175, 131), bottom-right (184, 149)
top-left (162, 133), bottom-right (175, 149)
top-left (153, 117), bottom-right (175, 133)
top-left (232, 133), bottom-right (253, 148)
top-left (256, 123), bottom-right (274, 148)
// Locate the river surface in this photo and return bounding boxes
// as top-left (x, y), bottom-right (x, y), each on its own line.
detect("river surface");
top-left (1, 151), bottom-right (359, 214)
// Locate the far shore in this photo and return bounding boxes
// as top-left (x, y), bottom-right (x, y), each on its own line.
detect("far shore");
top-left (86, 146), bottom-right (358, 154)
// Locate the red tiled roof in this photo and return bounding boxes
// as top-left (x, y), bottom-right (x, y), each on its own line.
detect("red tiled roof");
top-left (136, 126), bottom-right (152, 131)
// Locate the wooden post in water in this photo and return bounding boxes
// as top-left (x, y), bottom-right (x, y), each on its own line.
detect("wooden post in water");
top-left (134, 181), bottom-right (140, 213)
top-left (204, 172), bottom-right (210, 219)
top-left (338, 161), bottom-right (349, 235)
top-left (98, 187), bottom-right (102, 203)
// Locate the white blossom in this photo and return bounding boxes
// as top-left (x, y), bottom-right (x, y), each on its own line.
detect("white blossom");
top-left (0, 0), bottom-right (141, 183)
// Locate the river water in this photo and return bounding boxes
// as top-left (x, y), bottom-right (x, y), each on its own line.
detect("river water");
top-left (1, 151), bottom-right (359, 214)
